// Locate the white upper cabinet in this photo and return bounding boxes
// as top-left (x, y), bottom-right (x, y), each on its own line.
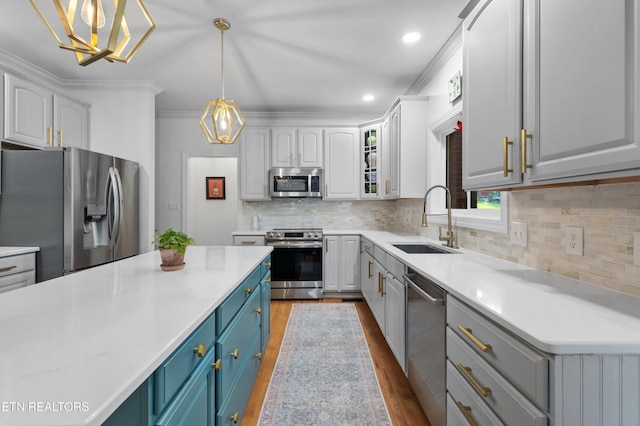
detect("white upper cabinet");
top-left (324, 128), bottom-right (359, 200)
top-left (463, 0), bottom-right (640, 190)
top-left (522, 0), bottom-right (640, 183)
top-left (462, 0), bottom-right (523, 189)
top-left (271, 127), bottom-right (323, 168)
top-left (360, 123), bottom-right (381, 199)
top-left (4, 73), bottom-right (89, 149)
top-left (240, 127), bottom-right (271, 200)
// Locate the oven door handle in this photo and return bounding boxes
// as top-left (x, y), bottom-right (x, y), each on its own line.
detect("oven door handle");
top-left (403, 274), bottom-right (444, 306)
top-left (266, 241), bottom-right (323, 249)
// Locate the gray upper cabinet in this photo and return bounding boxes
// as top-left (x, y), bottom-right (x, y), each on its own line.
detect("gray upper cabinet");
top-left (463, 0), bottom-right (640, 190)
top-left (4, 73), bottom-right (90, 149)
top-left (240, 127), bottom-right (271, 200)
top-left (271, 127), bottom-right (323, 168)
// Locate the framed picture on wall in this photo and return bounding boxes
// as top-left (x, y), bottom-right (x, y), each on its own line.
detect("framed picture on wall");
top-left (206, 177), bottom-right (225, 200)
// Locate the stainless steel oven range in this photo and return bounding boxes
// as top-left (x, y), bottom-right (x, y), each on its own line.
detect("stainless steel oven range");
top-left (265, 228), bottom-right (323, 299)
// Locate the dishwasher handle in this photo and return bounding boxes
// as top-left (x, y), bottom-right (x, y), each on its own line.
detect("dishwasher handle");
top-left (403, 273), bottom-right (444, 306)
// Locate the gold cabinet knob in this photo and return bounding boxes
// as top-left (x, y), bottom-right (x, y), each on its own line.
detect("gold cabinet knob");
top-left (256, 307), bottom-right (262, 314)
top-left (266, 262), bottom-right (271, 269)
top-left (266, 277), bottom-right (271, 283)
top-left (230, 348), bottom-right (239, 359)
top-left (230, 412), bottom-right (239, 424)
top-left (255, 352), bottom-right (262, 360)
top-left (193, 343), bottom-right (206, 358)
top-left (212, 359), bottom-right (222, 371)
top-left (246, 286), bottom-right (252, 294)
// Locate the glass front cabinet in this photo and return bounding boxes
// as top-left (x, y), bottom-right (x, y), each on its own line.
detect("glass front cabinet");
top-left (361, 123), bottom-right (381, 199)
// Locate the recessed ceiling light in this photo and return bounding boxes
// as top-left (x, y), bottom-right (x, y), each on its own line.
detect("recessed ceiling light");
top-left (363, 94), bottom-right (375, 102)
top-left (402, 32), bottom-right (421, 44)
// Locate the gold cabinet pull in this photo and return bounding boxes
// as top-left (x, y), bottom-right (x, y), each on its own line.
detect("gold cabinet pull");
top-left (266, 277), bottom-right (271, 283)
top-left (245, 286), bottom-right (252, 294)
top-left (193, 343), bottom-right (206, 358)
top-left (380, 274), bottom-right (386, 296)
top-left (48, 127), bottom-right (53, 146)
top-left (521, 128), bottom-right (533, 173)
top-left (457, 325), bottom-right (492, 353)
top-left (0, 265), bottom-right (17, 273)
top-left (255, 352), bottom-right (263, 360)
top-left (456, 363), bottom-right (492, 397)
top-left (256, 307), bottom-right (262, 314)
top-left (213, 358), bottom-right (222, 371)
top-left (230, 348), bottom-right (239, 359)
top-left (58, 129), bottom-right (63, 147)
top-left (385, 179), bottom-right (390, 195)
top-left (503, 136), bottom-right (513, 177)
top-left (267, 262), bottom-right (271, 269)
top-left (230, 412), bottom-right (239, 424)
top-left (367, 261), bottom-right (372, 279)
top-left (377, 272), bottom-right (382, 294)
top-left (455, 401), bottom-right (478, 426)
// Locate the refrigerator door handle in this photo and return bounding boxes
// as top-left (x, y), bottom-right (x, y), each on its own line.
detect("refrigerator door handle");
top-left (113, 167), bottom-right (125, 250)
top-left (107, 167), bottom-right (121, 249)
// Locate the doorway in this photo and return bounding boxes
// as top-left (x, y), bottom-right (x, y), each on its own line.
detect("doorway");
top-left (187, 157), bottom-right (238, 245)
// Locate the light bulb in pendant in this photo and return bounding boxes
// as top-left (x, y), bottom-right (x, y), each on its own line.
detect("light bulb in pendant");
top-left (81, 0), bottom-right (106, 28)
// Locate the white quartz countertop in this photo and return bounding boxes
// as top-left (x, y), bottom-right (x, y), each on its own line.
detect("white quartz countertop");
top-left (357, 230), bottom-right (640, 355)
top-left (0, 247), bottom-right (39, 257)
top-left (0, 245), bottom-right (272, 426)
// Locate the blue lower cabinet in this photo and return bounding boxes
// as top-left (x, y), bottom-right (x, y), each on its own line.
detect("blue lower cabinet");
top-left (260, 272), bottom-right (271, 353)
top-left (102, 379), bottom-right (150, 426)
top-left (216, 329), bottom-right (262, 426)
top-left (216, 268), bottom-right (261, 335)
top-left (215, 286), bottom-right (261, 406)
top-left (155, 350), bottom-right (215, 426)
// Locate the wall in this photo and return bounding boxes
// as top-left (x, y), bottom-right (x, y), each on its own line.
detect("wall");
top-left (67, 81), bottom-right (160, 254)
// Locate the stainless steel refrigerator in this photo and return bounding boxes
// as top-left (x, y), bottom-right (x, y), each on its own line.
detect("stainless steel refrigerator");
top-left (0, 147), bottom-right (139, 282)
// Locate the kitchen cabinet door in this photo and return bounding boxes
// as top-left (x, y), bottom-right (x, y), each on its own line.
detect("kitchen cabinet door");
top-left (462, 0), bottom-right (523, 190)
top-left (360, 250), bottom-right (375, 305)
top-left (323, 235), bottom-right (340, 292)
top-left (323, 128), bottom-right (359, 199)
top-left (522, 0), bottom-right (640, 183)
top-left (361, 123), bottom-right (381, 199)
top-left (271, 127), bottom-right (297, 168)
top-left (385, 272), bottom-right (406, 372)
top-left (370, 260), bottom-right (386, 332)
top-left (240, 128), bottom-right (271, 200)
top-left (340, 235), bottom-right (360, 292)
top-left (298, 128), bottom-right (323, 168)
top-left (53, 93), bottom-right (89, 149)
top-left (4, 73), bottom-right (53, 147)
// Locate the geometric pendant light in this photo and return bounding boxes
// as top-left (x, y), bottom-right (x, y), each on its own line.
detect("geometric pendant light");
top-left (199, 18), bottom-right (246, 144)
top-left (29, 0), bottom-right (155, 66)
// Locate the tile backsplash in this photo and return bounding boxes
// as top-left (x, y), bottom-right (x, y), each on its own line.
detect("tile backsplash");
top-left (244, 182), bottom-right (640, 297)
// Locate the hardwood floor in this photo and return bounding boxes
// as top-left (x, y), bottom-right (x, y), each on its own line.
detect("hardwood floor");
top-left (242, 299), bottom-right (431, 426)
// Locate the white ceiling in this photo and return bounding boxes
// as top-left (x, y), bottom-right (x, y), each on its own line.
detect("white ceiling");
top-left (0, 0), bottom-right (465, 116)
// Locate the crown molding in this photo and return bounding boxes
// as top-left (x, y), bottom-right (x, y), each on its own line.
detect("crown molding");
top-left (406, 23), bottom-right (463, 95)
top-left (65, 79), bottom-right (164, 95)
top-left (0, 49), bottom-right (64, 90)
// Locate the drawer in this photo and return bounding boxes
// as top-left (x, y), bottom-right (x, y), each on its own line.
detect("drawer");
top-left (447, 296), bottom-right (548, 407)
top-left (216, 267), bottom-right (261, 335)
top-left (361, 238), bottom-right (374, 255)
top-left (215, 288), bottom-right (262, 405)
top-left (0, 253), bottom-right (35, 278)
top-left (155, 350), bottom-right (214, 426)
top-left (0, 270), bottom-right (35, 294)
top-left (373, 244), bottom-right (386, 266)
top-left (260, 255), bottom-right (271, 279)
top-left (216, 329), bottom-right (262, 426)
top-left (232, 235), bottom-right (265, 246)
top-left (153, 314), bottom-right (216, 415)
top-left (385, 253), bottom-right (404, 280)
top-left (447, 366), bottom-right (506, 426)
top-left (447, 328), bottom-right (548, 424)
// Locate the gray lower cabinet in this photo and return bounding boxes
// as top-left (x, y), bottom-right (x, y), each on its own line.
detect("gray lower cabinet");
top-left (103, 257), bottom-right (271, 426)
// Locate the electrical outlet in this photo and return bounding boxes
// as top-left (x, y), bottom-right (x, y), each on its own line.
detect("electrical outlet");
top-left (565, 226), bottom-right (583, 256)
top-left (168, 203), bottom-right (180, 211)
top-left (511, 222), bottom-right (528, 247)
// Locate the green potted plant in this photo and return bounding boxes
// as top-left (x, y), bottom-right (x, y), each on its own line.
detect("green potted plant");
top-left (153, 228), bottom-right (194, 271)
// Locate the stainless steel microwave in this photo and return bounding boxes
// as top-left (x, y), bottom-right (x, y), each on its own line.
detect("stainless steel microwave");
top-left (269, 168), bottom-right (322, 198)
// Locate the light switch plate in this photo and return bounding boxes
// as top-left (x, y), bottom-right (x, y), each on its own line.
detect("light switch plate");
top-left (565, 226), bottom-right (584, 256)
top-left (511, 222), bottom-right (528, 247)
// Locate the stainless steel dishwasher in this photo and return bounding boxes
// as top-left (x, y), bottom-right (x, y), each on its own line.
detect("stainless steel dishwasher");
top-left (404, 268), bottom-right (446, 426)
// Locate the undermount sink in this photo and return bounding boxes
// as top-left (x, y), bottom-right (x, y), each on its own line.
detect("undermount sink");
top-left (392, 243), bottom-right (455, 254)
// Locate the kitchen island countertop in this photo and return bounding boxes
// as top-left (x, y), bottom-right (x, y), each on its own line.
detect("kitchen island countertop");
top-left (0, 245), bottom-right (272, 426)
top-left (0, 247), bottom-right (39, 257)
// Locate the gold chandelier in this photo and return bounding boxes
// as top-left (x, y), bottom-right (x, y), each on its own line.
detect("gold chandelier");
top-left (29, 0), bottom-right (155, 66)
top-left (199, 18), bottom-right (246, 145)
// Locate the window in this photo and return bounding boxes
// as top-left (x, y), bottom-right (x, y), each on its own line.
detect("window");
top-left (427, 103), bottom-right (508, 233)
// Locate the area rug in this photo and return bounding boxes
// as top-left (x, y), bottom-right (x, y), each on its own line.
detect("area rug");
top-left (257, 303), bottom-right (392, 425)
